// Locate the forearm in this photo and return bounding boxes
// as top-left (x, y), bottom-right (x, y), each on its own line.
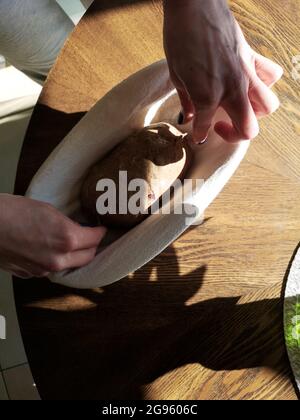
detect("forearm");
top-left (163, 0), bottom-right (234, 39)
top-left (163, 0), bottom-right (229, 12)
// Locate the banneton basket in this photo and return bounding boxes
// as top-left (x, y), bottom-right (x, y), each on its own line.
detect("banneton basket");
top-left (26, 60), bottom-right (249, 289)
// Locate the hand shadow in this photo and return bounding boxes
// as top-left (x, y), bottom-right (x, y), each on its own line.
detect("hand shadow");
top-left (14, 243), bottom-right (292, 400)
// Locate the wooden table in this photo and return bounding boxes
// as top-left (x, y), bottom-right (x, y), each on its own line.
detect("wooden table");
top-left (14, 0), bottom-right (300, 400)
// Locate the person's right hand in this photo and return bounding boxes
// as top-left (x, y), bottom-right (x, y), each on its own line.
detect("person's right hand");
top-left (0, 194), bottom-right (106, 279)
top-left (163, 0), bottom-right (283, 144)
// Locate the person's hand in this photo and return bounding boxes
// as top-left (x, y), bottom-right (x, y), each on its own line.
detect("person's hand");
top-left (163, 0), bottom-right (283, 143)
top-left (0, 194), bottom-right (106, 279)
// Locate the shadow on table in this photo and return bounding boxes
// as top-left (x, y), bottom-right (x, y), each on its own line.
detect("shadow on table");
top-left (14, 242), bottom-right (294, 400)
top-left (14, 105), bottom-right (86, 196)
top-left (13, 94), bottom-right (297, 399)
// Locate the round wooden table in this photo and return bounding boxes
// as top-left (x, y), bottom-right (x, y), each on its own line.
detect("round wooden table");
top-left (13, 0), bottom-right (300, 400)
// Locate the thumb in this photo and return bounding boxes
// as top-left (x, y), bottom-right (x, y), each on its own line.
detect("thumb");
top-left (216, 90), bottom-right (259, 143)
top-left (73, 224), bottom-right (107, 250)
top-left (249, 73), bottom-right (280, 118)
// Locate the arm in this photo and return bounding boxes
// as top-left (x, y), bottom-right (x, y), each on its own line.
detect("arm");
top-left (163, 0), bottom-right (282, 143)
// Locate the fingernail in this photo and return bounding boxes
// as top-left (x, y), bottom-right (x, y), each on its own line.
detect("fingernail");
top-left (196, 136), bottom-right (208, 145)
top-left (177, 111), bottom-right (184, 125)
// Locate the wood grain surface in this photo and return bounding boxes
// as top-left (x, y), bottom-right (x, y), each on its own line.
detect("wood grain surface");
top-left (14, 0), bottom-right (300, 400)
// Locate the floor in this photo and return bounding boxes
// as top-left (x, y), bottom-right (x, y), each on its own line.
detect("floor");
top-left (0, 0), bottom-right (87, 400)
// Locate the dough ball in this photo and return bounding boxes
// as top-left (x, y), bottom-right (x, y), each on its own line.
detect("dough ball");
top-left (80, 123), bottom-right (190, 228)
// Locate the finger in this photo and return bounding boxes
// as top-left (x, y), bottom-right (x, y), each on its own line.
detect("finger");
top-left (185, 81), bottom-right (221, 143)
top-left (32, 272), bottom-right (50, 278)
top-left (254, 53), bottom-right (283, 87)
top-left (249, 74), bottom-right (280, 117)
top-left (27, 271), bottom-right (49, 278)
top-left (11, 269), bottom-right (32, 279)
top-left (51, 247), bottom-right (98, 272)
top-left (67, 247), bottom-right (98, 269)
top-left (3, 262), bottom-right (32, 279)
top-left (169, 70), bottom-right (194, 123)
top-left (23, 264), bottom-right (50, 278)
top-left (3, 260), bottom-right (48, 279)
top-left (216, 91), bottom-right (259, 142)
top-left (193, 105), bottom-right (218, 144)
top-left (15, 273), bottom-right (32, 279)
top-left (177, 87), bottom-right (195, 123)
top-left (12, 266), bottom-right (48, 279)
top-left (71, 225), bottom-right (107, 251)
top-left (14, 257), bottom-right (54, 278)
